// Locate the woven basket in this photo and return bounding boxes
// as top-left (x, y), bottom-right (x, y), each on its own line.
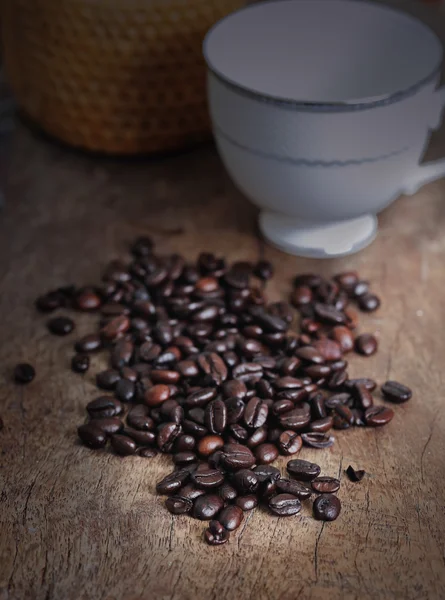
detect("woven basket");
top-left (0, 0), bottom-right (245, 154)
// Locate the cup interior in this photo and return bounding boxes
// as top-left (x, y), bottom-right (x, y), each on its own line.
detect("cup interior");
top-left (204, 0), bottom-right (442, 104)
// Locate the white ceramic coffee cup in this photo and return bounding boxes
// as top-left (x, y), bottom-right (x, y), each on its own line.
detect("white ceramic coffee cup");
top-left (203, 0), bottom-right (445, 257)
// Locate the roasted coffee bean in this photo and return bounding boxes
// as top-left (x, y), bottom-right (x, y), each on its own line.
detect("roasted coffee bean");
top-left (334, 404), bottom-right (354, 425)
top-left (205, 399), bottom-right (227, 434)
top-left (156, 469), bottom-right (190, 495)
top-left (326, 369), bottom-right (348, 389)
top-left (325, 393), bottom-right (351, 410)
top-left (127, 405), bottom-right (154, 431)
top-left (333, 271), bottom-right (359, 289)
top-left (78, 423), bottom-right (107, 449)
top-left (278, 431), bottom-right (302, 455)
top-left (191, 465), bottom-right (225, 489)
top-left (219, 482), bottom-right (238, 502)
top-left (365, 405), bottom-right (394, 426)
top-left (358, 293), bottom-right (380, 312)
top-left (314, 303), bottom-right (346, 325)
top-left (176, 484), bottom-right (205, 501)
top-left (230, 424), bottom-right (249, 442)
top-left (219, 505), bottom-right (244, 531)
top-left (223, 380), bottom-right (247, 399)
top-left (254, 443), bottom-right (278, 464)
top-left (96, 369), bottom-right (121, 390)
top-left (235, 495), bottom-right (258, 511)
top-left (165, 496), bottom-right (193, 515)
top-left (279, 408), bottom-right (311, 431)
top-left (87, 396), bottom-right (123, 419)
top-left (272, 399), bottom-right (294, 416)
top-left (313, 494), bottom-right (341, 521)
top-left (381, 380), bottom-right (412, 404)
top-left (345, 378), bottom-right (377, 392)
top-left (47, 316), bottom-right (75, 336)
top-left (157, 422), bottom-right (182, 452)
top-left (352, 383), bottom-right (374, 410)
top-left (248, 305), bottom-right (287, 333)
top-left (268, 494), bottom-right (302, 517)
top-left (312, 476), bottom-right (341, 494)
top-left (151, 369), bottom-right (181, 384)
top-left (185, 387), bottom-right (217, 408)
top-left (309, 416), bottom-right (334, 433)
top-left (75, 334), bottom-right (102, 353)
top-left (193, 494), bottom-right (224, 520)
top-left (244, 397), bottom-right (268, 429)
top-left (188, 407), bottom-right (206, 425)
top-left (301, 432), bottom-right (335, 448)
top-left (35, 290), bottom-right (64, 312)
top-left (205, 521), bottom-right (230, 545)
top-left (123, 428), bottom-right (156, 446)
top-left (177, 360), bottom-right (199, 378)
top-left (145, 384), bottom-right (171, 407)
top-left (310, 392), bottom-right (327, 419)
top-left (139, 448), bottom-right (158, 458)
top-left (75, 287), bottom-right (102, 311)
top-left (312, 339), bottom-right (342, 361)
top-left (174, 434), bottom-right (196, 453)
top-left (14, 363), bottom-right (35, 384)
top-left (111, 339), bottom-right (134, 369)
top-left (197, 435), bottom-right (224, 457)
top-left (131, 236), bottom-right (153, 257)
top-left (330, 326), bottom-right (354, 353)
top-left (254, 260), bottom-right (274, 280)
top-left (355, 333), bottom-right (378, 356)
top-left (94, 418), bottom-right (123, 435)
top-left (197, 352), bottom-right (228, 385)
top-left (71, 353), bottom-right (90, 373)
top-left (305, 364), bottom-right (331, 380)
top-left (183, 420), bottom-right (208, 438)
top-left (295, 346), bottom-right (325, 364)
top-left (346, 465), bottom-right (366, 482)
top-left (221, 443), bottom-right (255, 470)
top-left (291, 286), bottom-right (313, 306)
top-left (253, 464), bottom-right (280, 483)
top-left (287, 459), bottom-right (321, 481)
top-left (224, 397), bottom-right (245, 425)
top-left (110, 434), bottom-right (137, 456)
top-left (115, 379), bottom-right (135, 402)
top-left (232, 469), bottom-right (259, 494)
top-left (276, 478), bottom-right (312, 500)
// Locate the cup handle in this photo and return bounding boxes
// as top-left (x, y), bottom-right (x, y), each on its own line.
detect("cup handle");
top-left (404, 86), bottom-right (445, 195)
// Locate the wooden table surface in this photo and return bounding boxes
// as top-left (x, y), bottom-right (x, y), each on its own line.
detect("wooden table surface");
top-left (0, 115), bottom-right (444, 600)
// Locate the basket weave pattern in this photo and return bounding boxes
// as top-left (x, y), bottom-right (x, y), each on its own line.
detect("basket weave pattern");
top-left (0, 0), bottom-right (245, 154)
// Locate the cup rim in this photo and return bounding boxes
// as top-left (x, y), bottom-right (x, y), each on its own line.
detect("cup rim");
top-left (203, 0), bottom-right (443, 112)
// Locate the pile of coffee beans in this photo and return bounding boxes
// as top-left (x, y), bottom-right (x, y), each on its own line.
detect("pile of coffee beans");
top-left (30, 237), bottom-right (412, 545)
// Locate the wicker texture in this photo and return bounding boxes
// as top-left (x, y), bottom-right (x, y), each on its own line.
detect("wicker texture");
top-left (0, 0), bottom-right (245, 154)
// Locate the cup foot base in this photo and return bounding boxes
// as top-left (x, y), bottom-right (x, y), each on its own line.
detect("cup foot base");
top-left (259, 212), bottom-right (378, 258)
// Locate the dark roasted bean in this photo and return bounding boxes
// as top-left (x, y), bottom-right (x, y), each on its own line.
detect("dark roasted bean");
top-left (221, 443), bottom-right (255, 470)
top-left (232, 469), bottom-right (259, 494)
top-left (192, 465), bottom-right (225, 489)
top-left (138, 448), bottom-right (158, 458)
top-left (174, 434), bottom-right (196, 453)
top-left (301, 432), bottom-right (335, 448)
top-left (295, 346), bottom-right (325, 364)
top-left (223, 380), bottom-right (247, 399)
top-left (47, 316), bottom-right (75, 336)
top-left (205, 399), bottom-right (227, 434)
top-left (254, 260), bottom-right (274, 280)
top-left (224, 398), bottom-right (245, 424)
top-left (235, 495), bottom-right (258, 511)
top-left (248, 305), bottom-right (287, 333)
top-left (165, 496), bottom-right (193, 515)
top-left (115, 379), bottom-right (135, 402)
top-left (381, 381), bottom-right (412, 404)
top-left (255, 443), bottom-right (279, 464)
top-left (101, 316), bottom-right (130, 341)
top-left (127, 405), bottom-right (154, 431)
top-left (279, 408), bottom-right (311, 431)
top-left (197, 352), bottom-right (228, 385)
top-left (219, 505), bottom-right (244, 531)
top-left (110, 434), bottom-right (137, 456)
top-left (310, 416), bottom-right (334, 433)
top-left (87, 396), bottom-right (123, 419)
top-left (244, 397), bottom-right (268, 429)
top-left (94, 418), bottom-right (123, 435)
top-left (193, 494), bottom-right (224, 520)
top-left (313, 494), bottom-right (341, 521)
top-left (123, 428), bottom-right (156, 446)
top-left (96, 369), bottom-right (121, 390)
top-left (312, 476), bottom-right (341, 494)
top-left (157, 422), bottom-right (182, 452)
top-left (78, 423), bottom-right (107, 449)
top-left (330, 326), bottom-right (354, 353)
top-left (352, 383), bottom-right (374, 410)
top-left (346, 465), bottom-right (366, 482)
top-left (71, 353), bottom-right (90, 373)
top-left (310, 392), bottom-right (327, 419)
top-left (345, 378), bottom-right (377, 392)
top-left (287, 459), bottom-right (321, 481)
top-left (197, 435), bottom-right (224, 457)
top-left (219, 482), bottom-right (238, 502)
top-left (278, 431), bottom-right (302, 455)
top-left (365, 405), bottom-right (394, 426)
top-left (268, 494), bottom-right (301, 517)
top-left (246, 426), bottom-right (268, 448)
top-left (75, 334), bottom-right (102, 353)
top-left (156, 469), bottom-right (190, 495)
top-left (75, 288), bottom-right (102, 311)
top-left (312, 339), bottom-right (342, 361)
top-left (314, 303), bottom-right (346, 325)
top-left (14, 363), bottom-right (35, 384)
top-left (334, 404), bottom-right (354, 425)
top-left (325, 393), bottom-right (351, 409)
top-left (333, 271), bottom-right (358, 289)
top-left (276, 478), bottom-right (312, 500)
top-left (185, 387), bottom-right (217, 408)
top-left (291, 286), bottom-right (313, 307)
top-left (358, 293), bottom-right (380, 312)
top-left (355, 333), bottom-right (378, 356)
